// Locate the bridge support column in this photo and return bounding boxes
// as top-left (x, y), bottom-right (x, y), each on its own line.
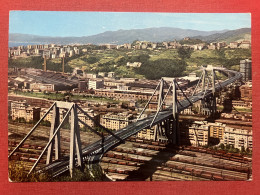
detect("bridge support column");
top-left (155, 79), bottom-right (164, 141)
top-left (172, 79), bottom-right (179, 145)
top-left (46, 104), bottom-right (60, 164)
top-left (211, 69), bottom-right (217, 116)
top-left (69, 104), bottom-right (84, 177)
top-left (202, 69), bottom-right (206, 92)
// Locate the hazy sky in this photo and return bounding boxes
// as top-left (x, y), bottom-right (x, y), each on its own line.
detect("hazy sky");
top-left (9, 11), bottom-right (251, 37)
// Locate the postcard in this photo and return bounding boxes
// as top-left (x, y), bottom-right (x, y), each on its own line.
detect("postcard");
top-left (7, 11), bottom-right (252, 182)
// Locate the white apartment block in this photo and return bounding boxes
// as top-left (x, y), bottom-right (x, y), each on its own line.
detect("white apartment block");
top-left (88, 80), bottom-right (104, 90)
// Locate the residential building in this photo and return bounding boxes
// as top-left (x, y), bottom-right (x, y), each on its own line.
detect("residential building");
top-left (88, 79), bottom-right (104, 90)
top-left (126, 62), bottom-right (142, 67)
top-left (229, 42), bottom-right (239, 48)
top-left (240, 59), bottom-right (252, 81)
top-left (100, 112), bottom-right (133, 131)
top-left (188, 121), bottom-right (209, 147)
top-left (86, 73), bottom-right (97, 79)
top-left (240, 82), bottom-right (252, 101)
top-left (239, 40), bottom-right (251, 49)
top-left (11, 101), bottom-right (40, 122)
top-left (78, 108), bottom-right (99, 129)
top-left (108, 72), bottom-right (115, 78)
top-left (222, 126), bottom-right (252, 150)
top-left (137, 127), bottom-right (156, 140)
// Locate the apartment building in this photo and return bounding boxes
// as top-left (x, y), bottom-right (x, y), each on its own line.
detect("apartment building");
top-left (240, 82), bottom-right (252, 101)
top-left (11, 100), bottom-right (40, 122)
top-left (40, 107), bottom-right (99, 129)
top-left (77, 108), bottom-right (99, 129)
top-left (183, 121), bottom-right (252, 150)
top-left (221, 126), bottom-right (252, 150)
top-left (188, 122), bottom-right (209, 147)
top-left (88, 79), bottom-right (104, 90)
top-left (137, 127), bottom-right (156, 140)
top-left (100, 112), bottom-right (133, 131)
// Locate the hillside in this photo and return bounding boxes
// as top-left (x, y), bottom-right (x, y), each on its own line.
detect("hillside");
top-left (192, 28), bottom-right (251, 43)
top-left (9, 48), bottom-right (251, 80)
top-left (9, 27), bottom-right (230, 45)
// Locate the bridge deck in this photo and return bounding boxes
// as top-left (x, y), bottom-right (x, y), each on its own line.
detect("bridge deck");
top-left (43, 69), bottom-right (242, 177)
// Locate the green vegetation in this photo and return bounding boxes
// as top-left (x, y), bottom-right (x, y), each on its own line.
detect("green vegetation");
top-left (204, 143), bottom-right (252, 157)
top-left (53, 165), bottom-right (105, 182)
top-left (224, 33), bottom-right (251, 44)
top-left (9, 47), bottom-right (251, 79)
top-left (9, 161), bottom-right (51, 182)
top-left (136, 59), bottom-right (187, 80)
top-left (8, 161), bottom-right (105, 182)
top-left (82, 56), bottom-right (99, 64)
top-left (179, 39), bottom-right (205, 45)
top-left (8, 56), bottom-right (73, 73)
top-left (217, 105), bottom-right (252, 113)
top-left (177, 47), bottom-right (193, 60)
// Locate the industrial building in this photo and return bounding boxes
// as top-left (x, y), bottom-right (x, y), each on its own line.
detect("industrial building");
top-left (12, 68), bottom-right (78, 91)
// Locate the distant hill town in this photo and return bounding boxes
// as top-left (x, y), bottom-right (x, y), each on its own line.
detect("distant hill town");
top-left (9, 27), bottom-right (251, 46)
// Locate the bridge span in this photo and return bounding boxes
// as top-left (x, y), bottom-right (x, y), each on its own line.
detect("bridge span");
top-left (9, 67), bottom-right (242, 178)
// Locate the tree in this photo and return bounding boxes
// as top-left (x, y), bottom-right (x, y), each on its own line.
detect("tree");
top-left (84, 56), bottom-right (99, 64)
top-left (9, 161), bottom-right (51, 182)
top-left (241, 146), bottom-right (246, 154)
top-left (225, 144), bottom-right (231, 150)
top-left (177, 47), bottom-right (193, 60)
top-left (220, 143), bottom-right (225, 150)
top-left (18, 117), bottom-right (26, 123)
top-left (136, 59), bottom-right (187, 80)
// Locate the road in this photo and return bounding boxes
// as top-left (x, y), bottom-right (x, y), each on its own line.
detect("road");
top-left (43, 68), bottom-right (242, 177)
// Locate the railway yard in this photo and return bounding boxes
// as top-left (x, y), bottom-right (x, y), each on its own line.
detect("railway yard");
top-left (8, 122), bottom-right (252, 181)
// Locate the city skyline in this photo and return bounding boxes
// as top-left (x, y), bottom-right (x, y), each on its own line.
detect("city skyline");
top-left (9, 11), bottom-right (251, 37)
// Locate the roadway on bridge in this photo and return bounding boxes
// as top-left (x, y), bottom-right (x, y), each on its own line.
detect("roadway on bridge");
top-left (44, 68), bottom-right (242, 177)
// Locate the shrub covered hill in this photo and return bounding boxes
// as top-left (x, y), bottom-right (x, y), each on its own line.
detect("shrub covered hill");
top-left (9, 45), bottom-right (251, 80)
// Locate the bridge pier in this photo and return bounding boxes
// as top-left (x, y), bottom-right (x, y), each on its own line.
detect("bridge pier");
top-left (197, 68), bottom-right (218, 117)
top-left (172, 78), bottom-right (180, 145)
top-left (46, 104), bottom-right (60, 164)
top-left (153, 78), bottom-right (180, 144)
top-left (69, 104), bottom-right (84, 177)
top-left (44, 102), bottom-right (85, 177)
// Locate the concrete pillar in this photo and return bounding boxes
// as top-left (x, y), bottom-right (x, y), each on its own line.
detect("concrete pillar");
top-left (74, 106), bottom-right (84, 170)
top-left (69, 105), bottom-right (76, 177)
top-left (69, 104), bottom-right (84, 177)
top-left (212, 69), bottom-right (217, 115)
top-left (172, 80), bottom-right (179, 145)
top-left (55, 107), bottom-right (60, 160)
top-left (46, 104), bottom-right (60, 164)
top-left (155, 80), bottom-right (164, 141)
top-left (202, 69), bottom-right (206, 92)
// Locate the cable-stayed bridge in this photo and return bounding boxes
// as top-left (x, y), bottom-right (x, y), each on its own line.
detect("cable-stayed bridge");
top-left (8, 66), bottom-right (242, 178)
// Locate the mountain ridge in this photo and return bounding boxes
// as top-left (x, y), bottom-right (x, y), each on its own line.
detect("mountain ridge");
top-left (9, 27), bottom-right (251, 46)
